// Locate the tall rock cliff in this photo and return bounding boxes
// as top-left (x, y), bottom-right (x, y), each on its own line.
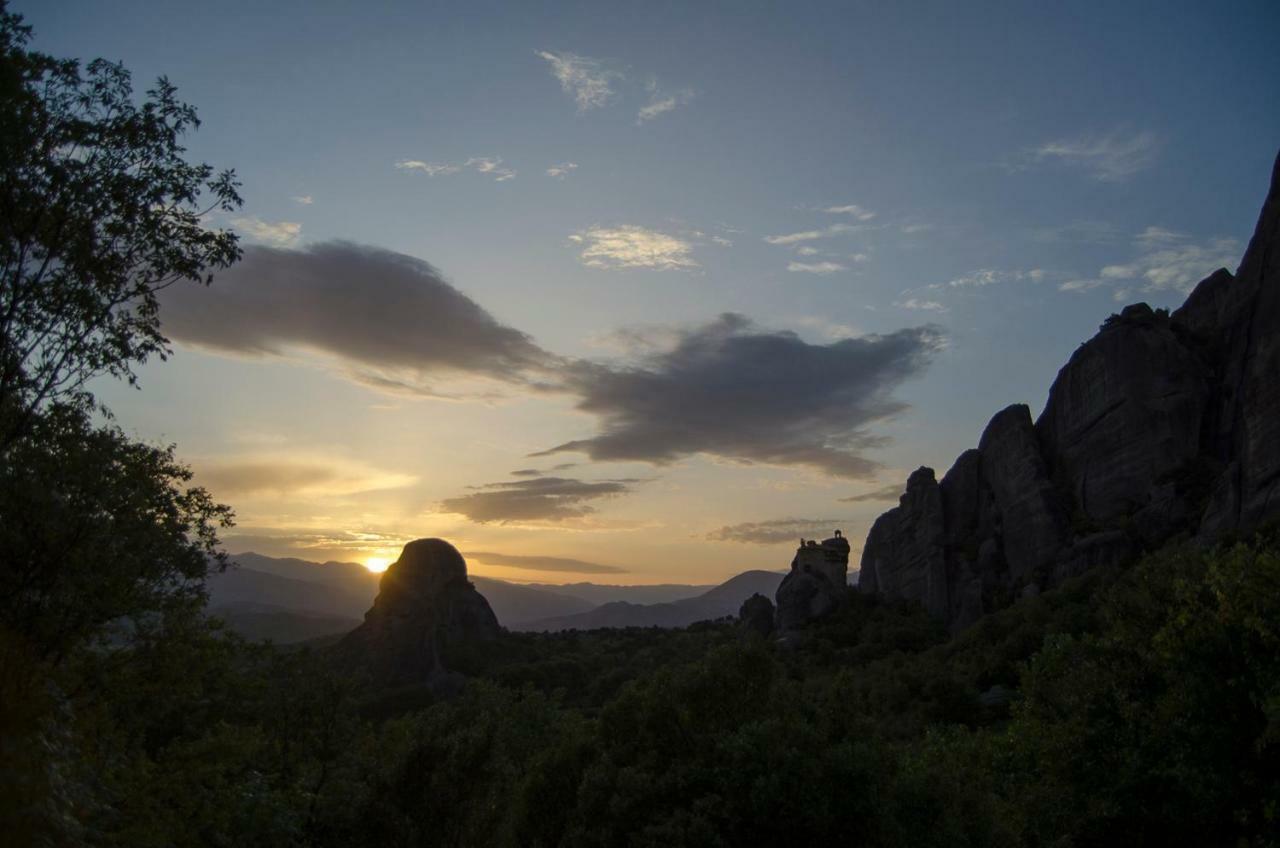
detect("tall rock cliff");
top-left (335, 538), bottom-right (500, 686)
top-left (859, 151), bottom-right (1280, 630)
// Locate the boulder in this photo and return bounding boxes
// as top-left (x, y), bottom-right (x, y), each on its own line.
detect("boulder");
top-left (775, 569), bottom-right (842, 632)
top-left (738, 593), bottom-right (776, 638)
top-left (335, 539), bottom-right (499, 686)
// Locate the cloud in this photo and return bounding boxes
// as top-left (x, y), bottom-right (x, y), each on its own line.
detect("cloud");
top-left (570, 225), bottom-right (699, 271)
top-left (466, 157), bottom-right (517, 181)
top-left (763, 223), bottom-right (857, 245)
top-left (537, 50), bottom-right (617, 111)
top-left (160, 241), bottom-right (556, 395)
top-left (637, 86), bottom-right (694, 124)
top-left (509, 463), bottom-right (576, 478)
top-left (463, 550), bottom-right (627, 574)
top-left (788, 261), bottom-right (847, 274)
top-left (1135, 226), bottom-right (1184, 246)
top-left (230, 216), bottom-right (302, 247)
top-left (795, 246), bottom-right (820, 256)
top-left (223, 527), bottom-right (413, 562)
top-left (822, 204), bottom-right (876, 221)
top-left (895, 298), bottom-right (947, 312)
top-left (195, 457), bottom-right (416, 497)
top-left (292, 195), bottom-right (313, 205)
top-left (946, 268), bottom-right (1042, 288)
top-left (440, 476), bottom-right (636, 524)
top-left (838, 483), bottom-right (903, 503)
top-left (708, 518), bottom-right (846, 545)
top-left (396, 157), bottom-right (515, 181)
top-left (1029, 130), bottom-right (1160, 181)
top-left (394, 160), bottom-right (462, 177)
top-left (1058, 230), bottom-right (1239, 296)
top-left (535, 313), bottom-right (943, 478)
top-left (546, 162), bottom-right (578, 179)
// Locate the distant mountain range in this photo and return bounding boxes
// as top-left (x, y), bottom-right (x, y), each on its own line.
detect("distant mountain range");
top-left (206, 552), bottom-right (784, 642)
top-left (520, 570), bottom-right (786, 631)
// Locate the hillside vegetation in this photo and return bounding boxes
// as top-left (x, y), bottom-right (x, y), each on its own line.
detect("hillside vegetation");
top-left (6, 534), bottom-right (1277, 846)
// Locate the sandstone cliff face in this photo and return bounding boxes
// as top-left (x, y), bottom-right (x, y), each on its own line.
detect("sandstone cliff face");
top-left (336, 539), bottom-right (499, 686)
top-left (858, 151), bottom-right (1280, 631)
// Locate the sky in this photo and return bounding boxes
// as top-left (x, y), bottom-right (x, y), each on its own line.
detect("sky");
top-left (19, 0), bottom-right (1280, 583)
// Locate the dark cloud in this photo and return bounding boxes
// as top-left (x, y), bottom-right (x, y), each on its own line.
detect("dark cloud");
top-left (838, 484), bottom-right (904, 503)
top-left (707, 518), bottom-right (848, 546)
top-left (536, 313), bottom-right (943, 478)
top-left (440, 476), bottom-right (636, 524)
top-left (463, 551), bottom-right (627, 574)
top-left (160, 241), bottom-right (556, 393)
top-left (509, 463), bottom-right (577, 478)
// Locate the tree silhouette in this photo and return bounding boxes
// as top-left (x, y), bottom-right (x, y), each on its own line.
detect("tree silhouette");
top-left (0, 2), bottom-right (241, 445)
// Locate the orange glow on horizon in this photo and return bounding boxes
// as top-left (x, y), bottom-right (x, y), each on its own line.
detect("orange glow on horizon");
top-left (363, 556), bottom-right (392, 573)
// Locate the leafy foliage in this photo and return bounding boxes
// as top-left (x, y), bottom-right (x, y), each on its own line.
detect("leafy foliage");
top-left (0, 2), bottom-right (240, 442)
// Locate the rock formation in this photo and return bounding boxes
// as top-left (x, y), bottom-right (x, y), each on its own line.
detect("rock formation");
top-left (775, 531), bottom-right (850, 632)
top-left (859, 150), bottom-right (1280, 631)
top-left (738, 593), bottom-right (776, 638)
top-left (336, 539), bottom-right (499, 686)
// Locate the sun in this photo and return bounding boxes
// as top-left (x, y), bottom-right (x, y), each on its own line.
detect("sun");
top-left (363, 556), bottom-right (392, 573)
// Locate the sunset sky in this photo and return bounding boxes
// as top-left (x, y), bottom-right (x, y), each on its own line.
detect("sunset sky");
top-left (21, 0), bottom-right (1280, 583)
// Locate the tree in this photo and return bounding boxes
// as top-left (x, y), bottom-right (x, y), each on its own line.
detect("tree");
top-left (0, 2), bottom-right (241, 446)
top-left (0, 3), bottom-right (239, 662)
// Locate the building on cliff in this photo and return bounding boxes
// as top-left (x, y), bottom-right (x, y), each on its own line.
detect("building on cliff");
top-left (792, 532), bottom-right (850, 588)
top-left (774, 531), bottom-right (850, 633)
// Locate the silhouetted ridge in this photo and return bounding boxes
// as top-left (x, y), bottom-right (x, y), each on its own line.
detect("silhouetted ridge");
top-left (859, 150), bottom-right (1280, 630)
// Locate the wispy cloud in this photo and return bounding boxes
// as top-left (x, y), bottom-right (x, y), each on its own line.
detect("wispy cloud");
top-left (1028, 130), bottom-right (1160, 182)
top-left (838, 483), bottom-right (903, 503)
top-left (546, 162), bottom-right (578, 179)
top-left (788, 261), bottom-right (847, 274)
top-left (464, 550), bottom-right (628, 575)
top-left (395, 157), bottom-right (515, 181)
top-left (441, 476), bottom-right (638, 524)
top-left (570, 225), bottom-right (699, 271)
top-left (1058, 228), bottom-right (1239, 295)
top-left (195, 456), bottom-right (416, 498)
top-left (537, 50), bottom-right (617, 111)
top-left (708, 518), bottom-right (846, 545)
top-left (466, 157), bottom-right (517, 181)
top-left (763, 223), bottom-right (857, 245)
top-left (292, 195), bottom-right (313, 206)
top-left (822, 204), bottom-right (876, 221)
top-left (637, 85), bottom-right (694, 124)
top-left (230, 216), bottom-right (302, 247)
top-left (946, 268), bottom-right (1044, 288)
top-left (394, 160), bottom-right (462, 177)
top-left (895, 298), bottom-right (947, 312)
